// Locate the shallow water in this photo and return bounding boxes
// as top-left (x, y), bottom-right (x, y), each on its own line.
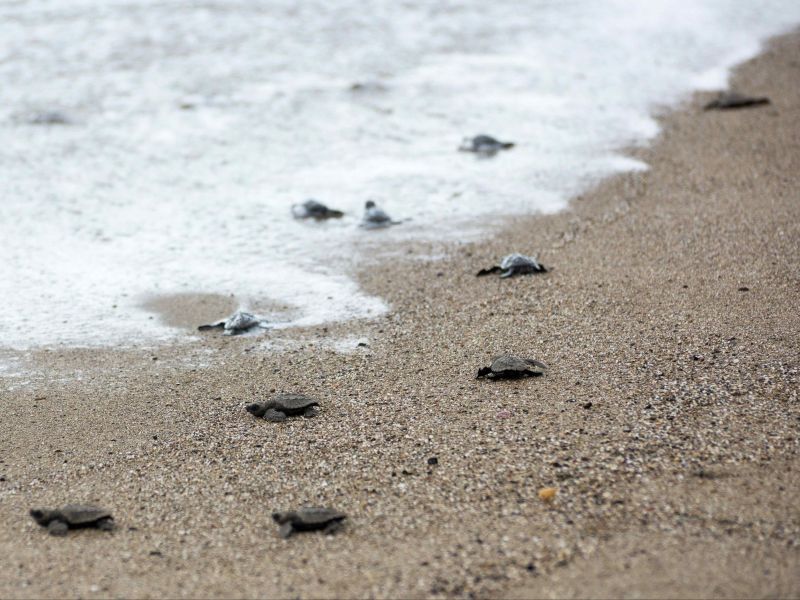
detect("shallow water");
top-left (1, 0), bottom-right (798, 349)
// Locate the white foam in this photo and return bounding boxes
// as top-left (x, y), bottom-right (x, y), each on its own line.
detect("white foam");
top-left (0, 0), bottom-right (798, 349)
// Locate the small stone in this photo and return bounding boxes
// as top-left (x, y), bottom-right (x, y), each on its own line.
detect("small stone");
top-left (583, 402), bottom-right (593, 409)
top-left (427, 456), bottom-right (438, 466)
top-left (538, 487), bottom-right (557, 502)
top-left (738, 286), bottom-right (750, 292)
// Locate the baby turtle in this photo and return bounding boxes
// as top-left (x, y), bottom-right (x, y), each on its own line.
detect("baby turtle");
top-left (292, 199), bottom-right (344, 220)
top-left (246, 393), bottom-right (320, 422)
top-left (30, 504), bottom-right (114, 536)
top-left (477, 355), bottom-right (547, 380)
top-left (459, 134), bottom-right (515, 155)
top-left (198, 311), bottom-right (267, 336)
top-left (272, 507), bottom-right (346, 538)
top-left (704, 92), bottom-right (770, 110)
top-left (361, 200), bottom-right (399, 228)
top-left (28, 111), bottom-right (72, 125)
top-left (477, 253), bottom-right (547, 278)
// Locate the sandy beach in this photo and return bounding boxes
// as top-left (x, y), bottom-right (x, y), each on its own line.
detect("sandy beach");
top-left (1, 29), bottom-right (799, 599)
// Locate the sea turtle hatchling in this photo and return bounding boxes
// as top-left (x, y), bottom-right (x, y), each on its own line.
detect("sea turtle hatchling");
top-left (246, 393), bottom-right (320, 422)
top-left (459, 134), bottom-right (515, 155)
top-left (477, 253), bottom-right (548, 278)
top-left (477, 355), bottom-right (547, 380)
top-left (30, 504), bottom-right (114, 536)
top-left (703, 92), bottom-right (770, 110)
top-left (198, 311), bottom-right (267, 336)
top-left (272, 507), bottom-right (346, 538)
top-left (292, 199), bottom-right (344, 220)
top-left (361, 200), bottom-right (400, 228)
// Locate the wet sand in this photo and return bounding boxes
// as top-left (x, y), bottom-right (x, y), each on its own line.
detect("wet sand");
top-left (1, 31), bottom-right (799, 599)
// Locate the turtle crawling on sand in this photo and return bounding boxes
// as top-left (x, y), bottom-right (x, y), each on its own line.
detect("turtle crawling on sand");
top-left (272, 507), bottom-right (346, 538)
top-left (292, 199), bottom-right (344, 220)
top-left (477, 355), bottom-right (547, 380)
top-left (30, 504), bottom-right (114, 536)
top-left (477, 253), bottom-right (548, 278)
top-left (361, 200), bottom-right (400, 228)
top-left (459, 134), bottom-right (515, 155)
top-left (703, 92), bottom-right (770, 110)
top-left (198, 311), bottom-right (267, 336)
top-left (246, 393), bottom-right (320, 422)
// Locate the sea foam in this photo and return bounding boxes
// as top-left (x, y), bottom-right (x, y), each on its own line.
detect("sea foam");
top-left (0, 0), bottom-right (798, 348)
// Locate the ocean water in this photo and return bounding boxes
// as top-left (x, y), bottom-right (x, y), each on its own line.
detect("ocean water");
top-left (1, 0), bottom-right (798, 349)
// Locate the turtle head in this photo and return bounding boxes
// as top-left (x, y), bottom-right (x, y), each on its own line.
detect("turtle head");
top-left (29, 509), bottom-right (52, 525)
top-left (476, 366), bottom-right (493, 379)
top-left (245, 402), bottom-right (267, 417)
top-left (365, 200), bottom-right (376, 209)
top-left (272, 511), bottom-right (291, 524)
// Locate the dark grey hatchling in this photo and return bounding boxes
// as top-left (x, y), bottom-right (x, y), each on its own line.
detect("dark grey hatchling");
top-left (703, 91), bottom-right (770, 110)
top-left (477, 253), bottom-right (547, 278)
top-left (198, 311), bottom-right (267, 336)
top-left (246, 393), bottom-right (320, 422)
top-left (361, 200), bottom-right (400, 228)
top-left (30, 504), bottom-right (114, 536)
top-left (272, 507), bottom-right (346, 538)
top-left (292, 199), bottom-right (344, 220)
top-left (459, 134), bottom-right (515, 155)
top-left (477, 355), bottom-right (547, 380)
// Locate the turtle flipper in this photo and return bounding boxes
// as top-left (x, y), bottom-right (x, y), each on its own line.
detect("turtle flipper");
top-left (198, 321), bottom-right (225, 331)
top-left (263, 409), bottom-right (287, 422)
top-left (48, 520), bottom-right (69, 536)
top-left (499, 268), bottom-right (515, 278)
top-left (476, 366), bottom-right (493, 379)
top-left (476, 266), bottom-right (501, 277)
top-left (323, 521), bottom-right (344, 535)
top-left (278, 522), bottom-right (294, 538)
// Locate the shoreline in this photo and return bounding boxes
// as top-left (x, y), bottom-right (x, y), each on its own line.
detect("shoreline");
top-left (1, 30), bottom-right (799, 599)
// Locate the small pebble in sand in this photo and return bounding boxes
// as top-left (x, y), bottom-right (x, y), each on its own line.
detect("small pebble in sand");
top-left (538, 487), bottom-right (558, 502)
top-left (427, 456), bottom-right (438, 466)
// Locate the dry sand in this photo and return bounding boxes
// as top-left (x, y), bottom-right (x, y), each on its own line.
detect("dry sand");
top-left (1, 30), bottom-right (799, 600)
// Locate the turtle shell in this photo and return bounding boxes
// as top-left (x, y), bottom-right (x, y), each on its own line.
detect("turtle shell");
top-left (292, 507), bottom-right (346, 526)
top-left (269, 393), bottom-right (319, 412)
top-left (225, 312), bottom-right (260, 332)
top-left (59, 504), bottom-right (112, 525)
top-left (491, 355), bottom-right (546, 374)
top-left (500, 253), bottom-right (542, 271)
